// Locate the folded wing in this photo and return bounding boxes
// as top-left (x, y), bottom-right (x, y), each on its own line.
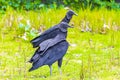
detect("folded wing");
top-left (29, 40), bottom-right (69, 72)
top-left (30, 24), bottom-right (59, 48)
top-left (29, 34), bottom-right (66, 63)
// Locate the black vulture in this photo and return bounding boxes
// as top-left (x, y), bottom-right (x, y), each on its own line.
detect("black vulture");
top-left (30, 10), bottom-right (77, 48)
top-left (28, 22), bottom-right (71, 75)
top-left (28, 22), bottom-right (71, 63)
top-left (29, 40), bottom-right (69, 75)
top-left (28, 10), bottom-right (77, 75)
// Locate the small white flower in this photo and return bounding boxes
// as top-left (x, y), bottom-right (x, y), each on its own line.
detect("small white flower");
top-left (103, 23), bottom-right (110, 29)
top-left (64, 7), bottom-right (70, 10)
top-left (73, 54), bottom-right (82, 57)
top-left (72, 60), bottom-right (82, 64)
top-left (18, 16), bottom-right (23, 22)
top-left (70, 43), bottom-right (77, 47)
top-left (21, 32), bottom-right (28, 40)
top-left (27, 20), bottom-right (31, 26)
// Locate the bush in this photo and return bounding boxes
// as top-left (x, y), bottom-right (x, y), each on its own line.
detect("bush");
top-left (0, 0), bottom-right (120, 11)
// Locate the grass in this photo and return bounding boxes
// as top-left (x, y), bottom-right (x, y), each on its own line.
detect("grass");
top-left (0, 7), bottom-right (120, 80)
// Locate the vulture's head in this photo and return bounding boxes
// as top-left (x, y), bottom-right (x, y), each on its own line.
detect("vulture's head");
top-left (59, 22), bottom-right (72, 32)
top-left (66, 10), bottom-right (78, 19)
top-left (61, 10), bottom-right (77, 23)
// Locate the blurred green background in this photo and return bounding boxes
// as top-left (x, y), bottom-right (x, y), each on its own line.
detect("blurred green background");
top-left (0, 0), bottom-right (120, 11)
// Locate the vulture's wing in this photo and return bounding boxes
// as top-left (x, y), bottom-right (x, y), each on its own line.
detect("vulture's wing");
top-left (30, 24), bottom-right (59, 48)
top-left (29, 34), bottom-right (66, 63)
top-left (28, 48), bottom-right (41, 63)
top-left (38, 34), bottom-right (66, 55)
top-left (29, 41), bottom-right (69, 72)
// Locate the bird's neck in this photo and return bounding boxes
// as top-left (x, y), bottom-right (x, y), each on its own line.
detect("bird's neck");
top-left (61, 16), bottom-right (70, 23)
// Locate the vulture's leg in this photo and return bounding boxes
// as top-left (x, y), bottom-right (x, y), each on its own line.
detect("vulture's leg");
top-left (49, 65), bottom-right (52, 76)
top-left (58, 58), bottom-right (63, 75)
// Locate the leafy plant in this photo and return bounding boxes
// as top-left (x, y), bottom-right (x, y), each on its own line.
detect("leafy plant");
top-left (18, 22), bottom-right (38, 40)
top-left (0, 0), bottom-right (120, 12)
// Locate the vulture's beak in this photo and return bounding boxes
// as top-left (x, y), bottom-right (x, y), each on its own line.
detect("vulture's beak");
top-left (74, 12), bottom-right (78, 16)
top-left (69, 26), bottom-right (74, 28)
top-left (68, 25), bottom-right (73, 28)
top-left (69, 24), bottom-right (74, 28)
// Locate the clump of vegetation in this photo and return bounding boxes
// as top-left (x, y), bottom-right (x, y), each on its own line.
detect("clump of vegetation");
top-left (0, 0), bottom-right (120, 12)
top-left (0, 7), bottom-right (120, 41)
top-left (0, 7), bottom-right (120, 80)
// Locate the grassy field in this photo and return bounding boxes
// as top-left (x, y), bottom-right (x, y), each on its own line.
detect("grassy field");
top-left (0, 8), bottom-right (120, 80)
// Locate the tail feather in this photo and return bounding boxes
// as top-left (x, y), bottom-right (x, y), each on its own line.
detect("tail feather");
top-left (31, 38), bottom-right (41, 48)
top-left (29, 67), bottom-right (34, 72)
top-left (28, 60), bottom-right (33, 63)
top-left (29, 48), bottom-right (41, 63)
top-left (28, 60), bottom-right (42, 72)
top-left (31, 41), bottom-right (39, 48)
